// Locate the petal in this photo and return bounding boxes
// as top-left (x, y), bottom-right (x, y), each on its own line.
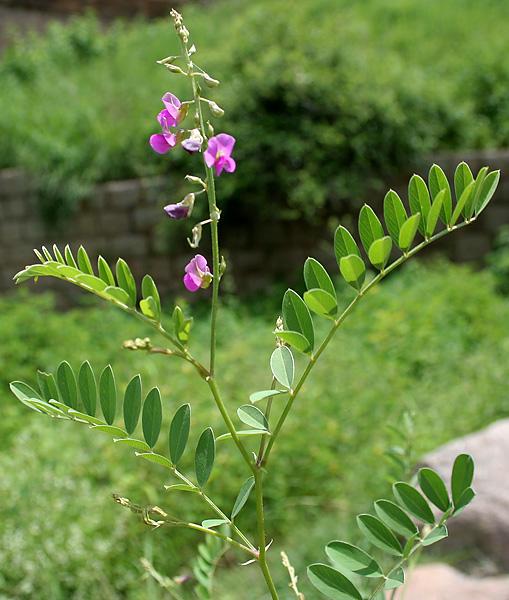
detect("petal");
top-left (149, 134), bottom-right (171, 154)
top-left (223, 156), bottom-right (236, 173)
top-left (184, 257), bottom-right (198, 274)
top-left (162, 92), bottom-right (181, 120)
top-left (158, 108), bottom-right (177, 129)
top-left (164, 203), bottom-right (189, 219)
top-left (195, 254), bottom-right (208, 271)
top-left (182, 138), bottom-right (201, 153)
top-left (183, 272), bottom-right (201, 292)
top-left (163, 132), bottom-right (177, 147)
top-left (204, 137), bottom-right (219, 167)
top-left (215, 133), bottom-right (236, 155)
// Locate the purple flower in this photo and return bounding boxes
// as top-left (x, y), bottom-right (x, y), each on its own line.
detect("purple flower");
top-left (149, 93), bottom-right (183, 154)
top-left (183, 254), bottom-right (212, 292)
top-left (164, 193), bottom-right (195, 220)
top-left (204, 134), bottom-right (237, 176)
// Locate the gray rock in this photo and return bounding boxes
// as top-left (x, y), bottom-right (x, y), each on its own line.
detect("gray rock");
top-left (422, 419), bottom-right (509, 570)
top-left (390, 564), bottom-right (509, 600)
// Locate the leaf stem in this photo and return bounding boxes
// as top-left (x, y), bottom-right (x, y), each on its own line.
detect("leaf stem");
top-left (262, 220), bottom-right (474, 465)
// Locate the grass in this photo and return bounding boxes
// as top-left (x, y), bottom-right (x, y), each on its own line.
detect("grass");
top-left (1, 258), bottom-right (509, 597)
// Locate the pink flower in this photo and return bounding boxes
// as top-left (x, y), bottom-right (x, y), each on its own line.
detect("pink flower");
top-left (183, 254), bottom-right (212, 292)
top-left (204, 134), bottom-right (237, 176)
top-left (149, 93), bottom-right (182, 154)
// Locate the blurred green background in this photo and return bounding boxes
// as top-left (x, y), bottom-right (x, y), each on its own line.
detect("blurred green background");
top-left (1, 0), bottom-right (509, 598)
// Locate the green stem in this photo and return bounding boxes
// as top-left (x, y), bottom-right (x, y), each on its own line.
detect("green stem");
top-left (262, 220), bottom-right (473, 465)
top-left (254, 470), bottom-right (279, 600)
top-left (180, 521), bottom-right (256, 556)
top-left (256, 376), bottom-right (277, 466)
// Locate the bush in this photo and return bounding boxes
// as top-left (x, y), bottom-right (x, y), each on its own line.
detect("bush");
top-left (1, 0), bottom-right (508, 224)
top-left (2, 260), bottom-right (509, 597)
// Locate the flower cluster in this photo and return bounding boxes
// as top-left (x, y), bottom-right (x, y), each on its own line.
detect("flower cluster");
top-left (149, 89), bottom-right (237, 293)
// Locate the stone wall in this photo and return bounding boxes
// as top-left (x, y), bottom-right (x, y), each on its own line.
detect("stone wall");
top-left (1, 149), bottom-right (509, 298)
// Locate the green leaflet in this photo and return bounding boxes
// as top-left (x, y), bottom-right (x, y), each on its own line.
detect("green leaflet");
top-left (325, 541), bottom-right (382, 578)
top-left (307, 564), bottom-right (362, 600)
top-left (358, 204), bottom-right (384, 255)
top-left (357, 514), bottom-right (403, 556)
top-left (99, 365), bottom-right (117, 425)
top-left (303, 257), bottom-right (336, 298)
top-left (37, 370), bottom-right (59, 403)
top-left (97, 256), bottom-right (116, 286)
top-left (141, 275), bottom-right (161, 319)
top-left (304, 288), bottom-right (338, 318)
top-left (116, 259), bottom-right (137, 306)
top-left (77, 245), bottom-right (94, 275)
top-left (393, 482), bottom-right (435, 524)
top-left (56, 361), bottom-right (78, 410)
top-left (475, 170), bottom-right (500, 216)
top-left (334, 225), bottom-right (361, 264)
top-left (398, 213), bottom-right (420, 252)
top-left (451, 453), bottom-right (474, 506)
top-left (408, 174), bottom-right (431, 235)
top-left (142, 388), bottom-right (162, 448)
top-left (368, 236), bottom-right (392, 271)
top-left (276, 330), bottom-right (310, 354)
top-left (428, 163), bottom-right (452, 224)
top-left (454, 161), bottom-right (474, 204)
top-left (418, 468), bottom-right (450, 511)
top-left (383, 190), bottom-right (408, 244)
top-left (339, 254), bottom-right (365, 290)
top-left (425, 189), bottom-right (445, 238)
top-left (169, 404), bottom-right (191, 465)
top-left (249, 389), bottom-right (286, 404)
top-left (450, 181), bottom-right (474, 226)
top-left (384, 567), bottom-right (405, 590)
top-left (422, 524), bottom-right (448, 546)
top-left (270, 346), bottom-right (294, 389)
top-left (237, 405), bottom-right (268, 431)
top-left (282, 289), bottom-right (314, 351)
top-left (123, 375), bottom-right (142, 435)
top-left (374, 499), bottom-right (418, 538)
top-left (195, 428), bottom-right (215, 488)
top-left (231, 476), bottom-right (255, 519)
top-left (78, 361), bottom-right (97, 416)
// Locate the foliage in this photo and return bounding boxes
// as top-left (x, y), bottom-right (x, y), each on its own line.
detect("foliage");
top-left (1, 0), bottom-right (509, 222)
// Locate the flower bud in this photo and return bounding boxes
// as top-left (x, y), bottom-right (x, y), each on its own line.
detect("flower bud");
top-left (209, 101), bottom-right (225, 117)
top-left (203, 74), bottom-right (220, 87)
top-left (181, 128), bottom-right (203, 153)
top-left (156, 55), bottom-right (179, 65)
top-left (207, 121), bottom-right (215, 137)
top-left (185, 175), bottom-right (207, 188)
top-left (165, 64), bottom-right (186, 75)
top-left (189, 44), bottom-right (197, 55)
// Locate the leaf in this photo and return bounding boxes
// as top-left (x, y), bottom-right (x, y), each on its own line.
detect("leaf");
top-left (37, 370), bottom-right (59, 402)
top-left (78, 361), bottom-right (97, 416)
top-left (216, 430), bottom-right (270, 442)
top-left (113, 438), bottom-right (151, 451)
top-left (195, 428), bottom-right (215, 487)
top-left (453, 487), bottom-right (475, 515)
top-left (393, 482), bottom-right (435, 524)
top-left (307, 564), bottom-right (362, 600)
top-left (450, 181), bottom-right (474, 226)
top-left (140, 296), bottom-right (159, 320)
top-left (116, 259), bottom-right (137, 306)
top-left (464, 166), bottom-right (488, 219)
top-left (325, 541), bottom-right (382, 578)
top-left (368, 236), bottom-right (392, 270)
top-left (398, 214), bottom-right (421, 252)
top-left (276, 330), bottom-right (310, 354)
top-left (358, 205), bottom-right (384, 254)
top-left (75, 274), bottom-right (108, 292)
top-left (454, 162), bottom-right (474, 204)
top-left (249, 389), bottom-right (286, 404)
top-left (428, 164), bottom-right (452, 224)
top-left (77, 245), bottom-right (94, 275)
top-left (304, 288), bottom-right (338, 318)
top-left (64, 245), bottom-right (78, 268)
top-left (10, 381), bottom-right (42, 412)
top-left (425, 189), bottom-right (445, 237)
top-left (270, 346), bottom-right (294, 389)
top-left (282, 289), bottom-right (314, 351)
top-left (169, 404), bottom-right (191, 465)
top-left (90, 424), bottom-right (126, 437)
top-left (339, 255), bottom-right (365, 290)
top-left (52, 244), bottom-right (65, 263)
top-left (104, 286), bottom-right (131, 306)
top-left (304, 257), bottom-right (336, 295)
top-left (374, 499), bottom-right (418, 538)
top-left (384, 190), bottom-right (408, 245)
top-left (172, 306), bottom-right (193, 343)
top-left (451, 453), bottom-right (474, 506)
top-left (334, 225), bottom-right (361, 264)
top-left (408, 174), bottom-right (431, 235)
top-left (202, 519), bottom-right (228, 529)
top-left (142, 388), bottom-right (162, 448)
top-left (237, 405), bottom-right (268, 431)
top-left (165, 484), bottom-right (199, 493)
top-left (97, 256), bottom-right (116, 286)
top-left (142, 275), bottom-right (161, 317)
top-left (422, 524), bottom-right (448, 546)
top-left (56, 361), bottom-right (78, 409)
top-left (135, 452), bottom-right (172, 469)
top-left (123, 375), bottom-right (142, 435)
top-left (384, 567), bottom-right (405, 590)
top-left (475, 170), bottom-right (500, 215)
top-left (99, 365), bottom-right (117, 425)
top-left (356, 514), bottom-right (403, 556)
top-left (418, 467), bottom-right (450, 511)
top-left (231, 476), bottom-right (255, 519)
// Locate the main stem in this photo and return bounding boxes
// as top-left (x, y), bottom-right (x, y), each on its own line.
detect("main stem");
top-left (254, 470), bottom-right (279, 600)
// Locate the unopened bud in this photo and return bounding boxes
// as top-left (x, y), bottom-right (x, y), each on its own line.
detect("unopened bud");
top-left (156, 55), bottom-right (178, 65)
top-left (209, 101), bottom-right (224, 117)
top-left (185, 175), bottom-right (207, 189)
top-left (220, 255), bottom-right (227, 276)
top-left (189, 44), bottom-right (197, 55)
top-left (165, 64), bottom-right (186, 75)
top-left (207, 121), bottom-right (215, 137)
top-left (203, 73), bottom-right (220, 87)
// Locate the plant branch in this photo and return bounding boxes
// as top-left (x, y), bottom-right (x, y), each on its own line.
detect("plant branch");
top-left (262, 220), bottom-right (474, 465)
